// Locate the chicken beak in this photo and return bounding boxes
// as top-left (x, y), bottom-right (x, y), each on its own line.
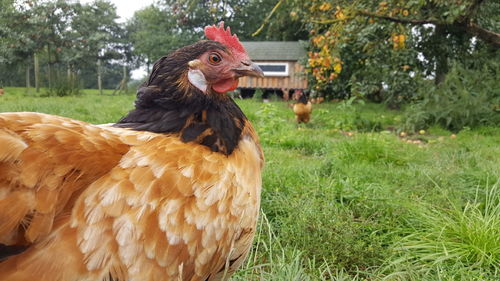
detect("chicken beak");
top-left (233, 62), bottom-right (265, 78)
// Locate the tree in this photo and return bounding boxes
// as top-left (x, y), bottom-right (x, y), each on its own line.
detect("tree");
top-left (0, 0), bottom-right (129, 93)
top-left (264, 0), bottom-right (499, 105)
top-left (68, 0), bottom-right (124, 94)
top-left (0, 0), bottom-right (48, 91)
top-left (127, 5), bottom-right (195, 72)
top-left (160, 0), bottom-right (307, 40)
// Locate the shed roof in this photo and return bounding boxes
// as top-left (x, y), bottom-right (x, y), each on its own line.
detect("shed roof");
top-left (241, 41), bottom-right (306, 61)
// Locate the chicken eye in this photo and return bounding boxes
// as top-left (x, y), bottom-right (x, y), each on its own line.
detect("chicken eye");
top-left (208, 53), bottom-right (222, 65)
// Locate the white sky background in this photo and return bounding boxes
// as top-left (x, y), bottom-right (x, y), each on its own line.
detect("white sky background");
top-left (79, 0), bottom-right (155, 22)
top-left (78, 0), bottom-right (156, 79)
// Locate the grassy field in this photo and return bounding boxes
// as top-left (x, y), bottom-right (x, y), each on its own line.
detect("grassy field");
top-left (1, 87), bottom-right (499, 280)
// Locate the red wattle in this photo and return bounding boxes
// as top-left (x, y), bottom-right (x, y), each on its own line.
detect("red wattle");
top-left (212, 78), bottom-right (239, 93)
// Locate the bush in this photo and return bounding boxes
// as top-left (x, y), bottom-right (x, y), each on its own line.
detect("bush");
top-left (252, 88), bottom-right (264, 101)
top-left (403, 64), bottom-right (500, 132)
top-left (315, 97), bottom-right (383, 132)
top-left (44, 75), bottom-right (82, 97)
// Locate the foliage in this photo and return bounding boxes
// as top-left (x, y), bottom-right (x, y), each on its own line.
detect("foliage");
top-left (251, 88), bottom-right (263, 101)
top-left (127, 4), bottom-right (195, 71)
top-left (67, 0), bottom-right (126, 66)
top-left (0, 1), bottom-right (48, 62)
top-left (403, 62), bottom-right (500, 132)
top-left (43, 74), bottom-right (82, 97)
top-left (0, 0), bottom-right (130, 91)
top-left (158, 0), bottom-right (307, 41)
top-left (315, 97), bottom-right (383, 132)
top-left (266, 0), bottom-right (500, 107)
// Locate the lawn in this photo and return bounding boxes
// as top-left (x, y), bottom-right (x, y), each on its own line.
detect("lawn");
top-left (1, 87), bottom-right (499, 280)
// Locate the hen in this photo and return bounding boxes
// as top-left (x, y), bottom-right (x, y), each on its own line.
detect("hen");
top-left (293, 91), bottom-right (312, 123)
top-left (0, 22), bottom-right (264, 281)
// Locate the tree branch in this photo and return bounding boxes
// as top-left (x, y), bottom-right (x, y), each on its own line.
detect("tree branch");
top-left (464, 22), bottom-right (500, 49)
top-left (309, 18), bottom-right (345, 25)
top-left (357, 11), bottom-right (438, 25)
top-left (252, 0), bottom-right (284, 37)
top-left (358, 9), bottom-right (500, 49)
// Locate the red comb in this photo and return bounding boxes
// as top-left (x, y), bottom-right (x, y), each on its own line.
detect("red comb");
top-left (204, 22), bottom-right (246, 55)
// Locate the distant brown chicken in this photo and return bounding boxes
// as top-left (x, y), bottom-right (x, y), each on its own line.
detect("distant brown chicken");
top-left (293, 93), bottom-right (312, 123)
top-left (0, 22), bottom-right (264, 281)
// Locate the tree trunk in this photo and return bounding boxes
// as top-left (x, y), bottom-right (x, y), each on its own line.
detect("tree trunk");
top-left (122, 64), bottom-right (128, 92)
top-left (26, 62), bottom-right (31, 90)
top-left (47, 44), bottom-right (52, 89)
top-left (67, 64), bottom-right (74, 90)
top-left (434, 25), bottom-right (449, 85)
top-left (34, 53), bottom-right (40, 93)
top-left (435, 54), bottom-right (448, 85)
top-left (97, 58), bottom-right (103, 95)
top-left (112, 64), bottom-right (129, 95)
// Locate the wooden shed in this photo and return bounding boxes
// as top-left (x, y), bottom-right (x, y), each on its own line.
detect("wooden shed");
top-left (239, 41), bottom-right (307, 98)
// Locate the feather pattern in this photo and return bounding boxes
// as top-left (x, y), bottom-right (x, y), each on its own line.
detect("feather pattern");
top-left (0, 112), bottom-right (263, 281)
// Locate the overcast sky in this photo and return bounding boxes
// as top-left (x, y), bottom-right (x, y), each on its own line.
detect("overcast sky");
top-left (79, 0), bottom-right (156, 22)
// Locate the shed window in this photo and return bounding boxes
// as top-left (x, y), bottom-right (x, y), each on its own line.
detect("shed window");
top-left (256, 62), bottom-right (289, 76)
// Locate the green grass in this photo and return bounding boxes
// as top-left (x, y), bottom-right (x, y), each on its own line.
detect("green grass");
top-left (0, 87), bottom-right (135, 124)
top-left (1, 87), bottom-right (499, 280)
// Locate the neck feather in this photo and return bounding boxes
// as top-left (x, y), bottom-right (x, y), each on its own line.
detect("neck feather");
top-left (114, 54), bottom-right (247, 155)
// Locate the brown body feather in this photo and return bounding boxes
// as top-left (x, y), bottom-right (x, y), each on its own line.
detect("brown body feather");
top-left (293, 102), bottom-right (312, 123)
top-left (0, 112), bottom-right (263, 280)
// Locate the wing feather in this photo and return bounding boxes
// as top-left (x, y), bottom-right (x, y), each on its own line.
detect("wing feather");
top-left (0, 112), bottom-right (130, 244)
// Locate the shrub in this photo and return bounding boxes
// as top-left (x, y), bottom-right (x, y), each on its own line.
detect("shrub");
top-left (403, 64), bottom-right (500, 132)
top-left (44, 75), bottom-right (82, 97)
top-left (315, 97), bottom-right (382, 132)
top-left (252, 88), bottom-right (264, 101)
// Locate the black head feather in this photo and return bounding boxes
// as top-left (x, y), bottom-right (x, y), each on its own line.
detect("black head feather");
top-left (298, 92), bottom-right (308, 104)
top-left (114, 41), bottom-right (247, 155)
